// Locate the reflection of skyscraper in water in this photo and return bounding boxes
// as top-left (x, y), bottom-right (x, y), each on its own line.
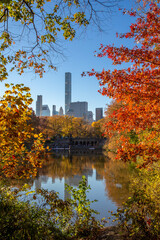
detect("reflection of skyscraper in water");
top-left (64, 169), bottom-right (93, 201)
top-left (65, 72), bottom-right (71, 114)
top-left (83, 168), bottom-right (93, 177)
top-left (64, 175), bottom-right (84, 200)
top-left (34, 175), bottom-right (49, 190)
top-left (96, 171), bottom-right (103, 180)
top-left (34, 178), bottom-right (41, 190)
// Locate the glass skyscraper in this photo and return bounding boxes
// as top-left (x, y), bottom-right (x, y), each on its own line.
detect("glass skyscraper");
top-left (95, 108), bottom-right (103, 121)
top-left (36, 95), bottom-right (42, 116)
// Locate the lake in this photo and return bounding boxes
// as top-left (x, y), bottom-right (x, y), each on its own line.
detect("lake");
top-left (24, 152), bottom-right (132, 225)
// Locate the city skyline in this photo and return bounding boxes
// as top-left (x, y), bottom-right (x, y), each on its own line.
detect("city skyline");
top-left (36, 72), bottom-right (103, 121)
top-left (0, 0), bottom-right (133, 116)
top-left (35, 71), bottom-right (107, 118)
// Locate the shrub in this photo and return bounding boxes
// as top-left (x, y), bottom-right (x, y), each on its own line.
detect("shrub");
top-left (0, 176), bottom-right (103, 240)
top-left (0, 186), bottom-right (65, 240)
top-left (115, 163), bottom-right (160, 240)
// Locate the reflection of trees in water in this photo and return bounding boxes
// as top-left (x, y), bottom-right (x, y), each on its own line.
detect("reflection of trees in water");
top-left (103, 160), bottom-right (132, 206)
top-left (36, 153), bottom-right (134, 207)
top-left (38, 154), bottom-right (106, 180)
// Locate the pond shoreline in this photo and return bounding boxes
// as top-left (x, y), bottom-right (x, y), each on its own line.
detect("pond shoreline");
top-left (96, 226), bottom-right (127, 240)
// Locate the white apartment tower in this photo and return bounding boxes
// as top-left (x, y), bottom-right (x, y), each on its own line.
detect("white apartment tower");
top-left (65, 72), bottom-right (71, 114)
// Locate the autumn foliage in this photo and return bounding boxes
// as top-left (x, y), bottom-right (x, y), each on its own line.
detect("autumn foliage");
top-left (0, 84), bottom-right (45, 179)
top-left (87, 3), bottom-right (160, 167)
top-left (38, 115), bottom-right (104, 139)
top-left (0, 0), bottom-right (117, 80)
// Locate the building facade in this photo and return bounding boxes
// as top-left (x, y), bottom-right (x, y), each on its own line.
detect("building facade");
top-left (87, 111), bottom-right (93, 123)
top-left (42, 105), bottom-right (50, 116)
top-left (67, 101), bottom-right (88, 119)
top-left (95, 108), bottom-right (103, 121)
top-left (59, 107), bottom-right (64, 116)
top-left (65, 72), bottom-right (71, 114)
top-left (36, 95), bottom-right (42, 116)
top-left (52, 105), bottom-right (56, 116)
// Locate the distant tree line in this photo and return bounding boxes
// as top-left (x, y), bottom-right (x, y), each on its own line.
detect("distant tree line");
top-left (31, 115), bottom-right (105, 139)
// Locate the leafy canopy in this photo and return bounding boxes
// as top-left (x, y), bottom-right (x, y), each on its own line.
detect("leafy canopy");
top-left (86, 2), bottom-right (160, 167)
top-left (0, 0), bottom-right (118, 179)
top-left (0, 83), bottom-right (45, 179)
top-left (38, 115), bottom-right (104, 138)
top-left (0, 0), bottom-right (117, 80)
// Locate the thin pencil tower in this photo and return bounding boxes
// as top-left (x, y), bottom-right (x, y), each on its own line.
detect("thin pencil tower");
top-left (65, 72), bottom-right (71, 114)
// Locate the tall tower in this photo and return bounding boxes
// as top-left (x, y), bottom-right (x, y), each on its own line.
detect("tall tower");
top-left (36, 95), bottom-right (42, 116)
top-left (65, 72), bottom-right (71, 114)
top-left (42, 105), bottom-right (50, 116)
top-left (95, 108), bottom-right (103, 121)
top-left (59, 107), bottom-right (64, 116)
top-left (52, 105), bottom-right (56, 116)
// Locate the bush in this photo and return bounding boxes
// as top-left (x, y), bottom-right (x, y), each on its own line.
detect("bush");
top-left (0, 187), bottom-right (65, 240)
top-left (115, 163), bottom-right (160, 240)
top-left (65, 176), bottom-right (103, 238)
top-left (0, 176), bottom-right (103, 240)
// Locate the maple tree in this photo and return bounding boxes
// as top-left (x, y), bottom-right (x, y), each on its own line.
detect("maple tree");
top-left (86, 2), bottom-right (160, 167)
top-left (0, 0), bottom-right (118, 80)
top-left (0, 83), bottom-right (45, 179)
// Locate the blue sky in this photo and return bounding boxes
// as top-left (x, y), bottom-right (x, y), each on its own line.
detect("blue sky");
top-left (0, 0), bottom-right (136, 119)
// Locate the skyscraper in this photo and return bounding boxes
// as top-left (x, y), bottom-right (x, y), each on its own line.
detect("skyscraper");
top-left (42, 105), bottom-right (50, 116)
top-left (52, 105), bottom-right (56, 116)
top-left (87, 111), bottom-right (93, 123)
top-left (36, 95), bottom-right (42, 116)
top-left (65, 72), bottom-right (71, 114)
top-left (95, 108), bottom-right (103, 121)
top-left (67, 101), bottom-right (88, 119)
top-left (59, 107), bottom-right (64, 116)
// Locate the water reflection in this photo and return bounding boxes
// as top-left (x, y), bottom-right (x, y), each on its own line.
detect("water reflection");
top-left (31, 153), bottom-right (132, 223)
